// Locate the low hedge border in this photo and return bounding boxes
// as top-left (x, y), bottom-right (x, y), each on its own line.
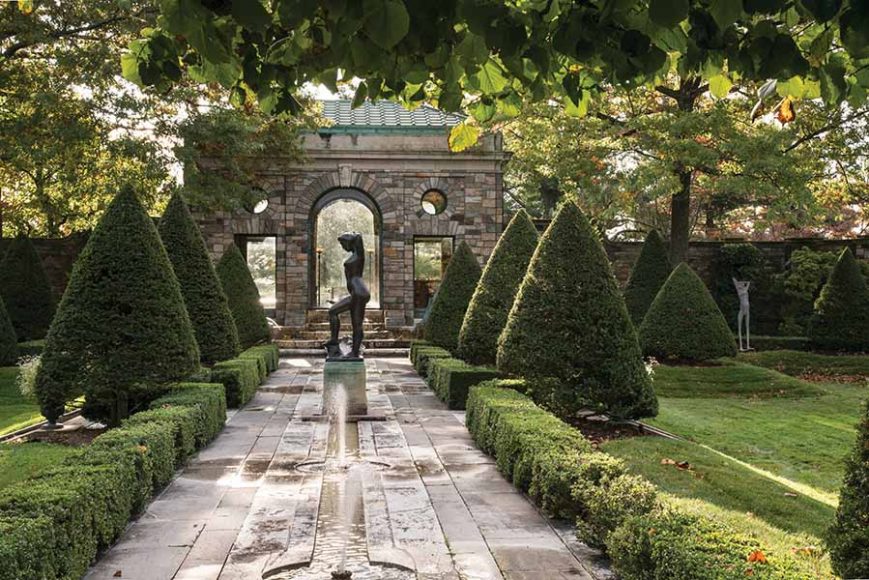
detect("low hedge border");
top-left (242, 344), bottom-right (280, 373)
top-left (427, 357), bottom-right (501, 409)
top-left (744, 336), bottom-right (810, 351)
top-left (410, 345), bottom-right (452, 377)
top-left (0, 382), bottom-right (227, 580)
top-left (465, 381), bottom-right (797, 579)
top-left (211, 357), bottom-right (260, 407)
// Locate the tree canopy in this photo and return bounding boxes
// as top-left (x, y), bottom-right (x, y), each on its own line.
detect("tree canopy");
top-left (122, 0), bottom-right (869, 125)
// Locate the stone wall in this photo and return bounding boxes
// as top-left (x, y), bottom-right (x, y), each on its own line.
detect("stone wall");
top-left (604, 238), bottom-right (869, 287)
top-left (0, 233), bottom-right (88, 300)
top-left (195, 130), bottom-right (506, 328)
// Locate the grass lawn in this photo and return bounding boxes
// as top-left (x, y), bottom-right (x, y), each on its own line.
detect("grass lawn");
top-left (0, 442), bottom-right (80, 490)
top-left (0, 366), bottom-right (45, 436)
top-left (602, 356), bottom-right (867, 578)
top-left (738, 350), bottom-right (869, 381)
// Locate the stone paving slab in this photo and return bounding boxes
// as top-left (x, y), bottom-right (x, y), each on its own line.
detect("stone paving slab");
top-left (86, 357), bottom-right (600, 580)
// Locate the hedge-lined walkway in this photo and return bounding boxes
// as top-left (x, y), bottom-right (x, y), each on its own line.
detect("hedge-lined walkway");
top-left (85, 358), bottom-right (596, 580)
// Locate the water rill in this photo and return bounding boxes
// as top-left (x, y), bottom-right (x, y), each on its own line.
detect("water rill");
top-left (262, 363), bottom-right (414, 580)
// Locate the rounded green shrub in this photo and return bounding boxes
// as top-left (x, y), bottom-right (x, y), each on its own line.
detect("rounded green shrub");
top-left (424, 241), bottom-right (483, 352)
top-left (638, 263), bottom-right (737, 362)
top-left (159, 193), bottom-right (241, 364)
top-left (216, 243), bottom-right (270, 349)
top-left (622, 230), bottom-right (671, 326)
top-left (497, 202), bottom-right (657, 420)
top-left (0, 236), bottom-right (56, 340)
top-left (35, 186), bottom-right (200, 426)
top-left (0, 296), bottom-right (17, 366)
top-left (457, 209), bottom-right (538, 365)
top-left (809, 248), bottom-right (869, 352)
top-left (827, 398), bottom-right (869, 578)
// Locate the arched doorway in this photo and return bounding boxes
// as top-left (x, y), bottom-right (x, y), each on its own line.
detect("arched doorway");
top-left (310, 188), bottom-right (381, 308)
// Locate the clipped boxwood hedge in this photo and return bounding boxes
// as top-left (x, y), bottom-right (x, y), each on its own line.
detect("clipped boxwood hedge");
top-left (748, 336), bottom-right (810, 351)
top-left (426, 357), bottom-right (501, 409)
top-left (622, 229), bottom-right (672, 326)
top-left (242, 344), bottom-right (280, 373)
top-left (465, 381), bottom-right (794, 579)
top-left (216, 243), bottom-right (271, 349)
top-left (608, 508), bottom-right (790, 580)
top-left (0, 381), bottom-right (227, 579)
top-left (0, 516), bottom-right (56, 580)
top-left (411, 345), bottom-right (452, 377)
top-left (211, 357), bottom-right (261, 407)
top-left (0, 236), bottom-right (56, 341)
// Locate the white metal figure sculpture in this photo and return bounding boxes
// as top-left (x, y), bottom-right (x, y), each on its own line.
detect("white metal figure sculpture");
top-left (733, 277), bottom-right (751, 351)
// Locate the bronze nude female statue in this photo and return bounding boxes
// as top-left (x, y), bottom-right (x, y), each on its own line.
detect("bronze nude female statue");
top-left (323, 232), bottom-right (370, 360)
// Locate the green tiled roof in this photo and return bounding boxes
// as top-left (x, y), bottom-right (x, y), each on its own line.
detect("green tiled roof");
top-left (319, 99), bottom-right (464, 134)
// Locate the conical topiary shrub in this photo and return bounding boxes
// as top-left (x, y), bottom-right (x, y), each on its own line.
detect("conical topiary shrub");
top-left (0, 236), bottom-right (56, 340)
top-left (638, 263), bottom-right (737, 362)
top-left (623, 230), bottom-right (671, 326)
top-left (36, 186), bottom-right (200, 426)
top-left (424, 241), bottom-right (483, 352)
top-left (809, 248), bottom-right (869, 352)
top-left (827, 398), bottom-right (869, 578)
top-left (497, 202), bottom-right (657, 420)
top-left (0, 296), bottom-right (18, 366)
top-left (457, 210), bottom-right (538, 365)
top-left (159, 193), bottom-right (241, 364)
top-left (216, 243), bottom-right (270, 349)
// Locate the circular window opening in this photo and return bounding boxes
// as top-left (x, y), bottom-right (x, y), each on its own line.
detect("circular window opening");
top-left (251, 199), bottom-right (269, 214)
top-left (421, 189), bottom-right (447, 215)
top-left (244, 188), bottom-right (270, 214)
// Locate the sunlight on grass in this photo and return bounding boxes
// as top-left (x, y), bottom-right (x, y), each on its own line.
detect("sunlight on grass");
top-left (0, 366), bottom-right (45, 436)
top-left (0, 442), bottom-right (80, 490)
top-left (652, 360), bottom-right (824, 398)
top-left (738, 350), bottom-right (869, 380)
top-left (602, 437), bottom-right (834, 537)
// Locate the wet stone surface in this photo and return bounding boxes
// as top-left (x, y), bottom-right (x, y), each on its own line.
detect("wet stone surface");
top-left (85, 357), bottom-right (601, 580)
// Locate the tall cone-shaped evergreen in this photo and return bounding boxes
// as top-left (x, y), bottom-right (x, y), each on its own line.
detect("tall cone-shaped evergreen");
top-left (809, 248), bottom-right (869, 352)
top-left (159, 194), bottom-right (241, 364)
top-left (425, 241), bottom-right (483, 352)
top-left (457, 210), bottom-right (538, 365)
top-left (638, 263), bottom-right (737, 362)
top-left (0, 296), bottom-right (18, 366)
top-left (497, 202), bottom-right (657, 420)
top-left (827, 398), bottom-right (869, 578)
top-left (623, 230), bottom-right (671, 326)
top-left (35, 186), bottom-right (200, 426)
top-left (216, 244), bottom-right (270, 348)
top-left (0, 236), bottom-right (56, 340)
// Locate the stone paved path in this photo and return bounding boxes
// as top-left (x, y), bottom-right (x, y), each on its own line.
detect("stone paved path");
top-left (85, 357), bottom-right (599, 580)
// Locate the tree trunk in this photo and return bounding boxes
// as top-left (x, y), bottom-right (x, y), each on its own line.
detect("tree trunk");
top-left (670, 169), bottom-right (692, 264)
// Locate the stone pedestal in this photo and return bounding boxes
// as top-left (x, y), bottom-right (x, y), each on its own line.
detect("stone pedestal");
top-left (323, 360), bottom-right (368, 417)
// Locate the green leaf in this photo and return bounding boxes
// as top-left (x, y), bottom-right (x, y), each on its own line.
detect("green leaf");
top-left (648, 0), bottom-right (688, 28)
top-left (564, 90), bottom-right (590, 117)
top-left (448, 122), bottom-right (480, 152)
top-left (363, 0), bottom-right (410, 50)
top-left (231, 0), bottom-right (271, 32)
top-left (120, 51), bottom-right (143, 85)
top-left (776, 76), bottom-right (804, 98)
top-left (352, 82), bottom-right (368, 108)
top-left (470, 100), bottom-right (496, 122)
top-left (710, 0), bottom-right (742, 29)
top-left (471, 60), bottom-right (509, 94)
top-left (709, 74), bottom-right (733, 99)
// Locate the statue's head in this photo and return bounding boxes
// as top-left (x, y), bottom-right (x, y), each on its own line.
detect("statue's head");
top-left (338, 232), bottom-right (364, 254)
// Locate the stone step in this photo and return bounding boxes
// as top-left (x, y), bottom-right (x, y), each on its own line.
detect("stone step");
top-left (292, 330), bottom-right (393, 341)
top-left (279, 347), bottom-right (409, 358)
top-left (275, 337), bottom-right (411, 349)
top-left (305, 309), bottom-right (385, 324)
top-left (305, 322), bottom-right (384, 331)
